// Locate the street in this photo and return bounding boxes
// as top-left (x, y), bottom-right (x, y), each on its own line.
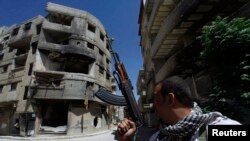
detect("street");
top-left (0, 129), bottom-right (119, 141)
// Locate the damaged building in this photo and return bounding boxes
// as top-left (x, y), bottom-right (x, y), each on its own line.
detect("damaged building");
top-left (0, 2), bottom-right (117, 136)
top-left (137, 0), bottom-right (249, 127)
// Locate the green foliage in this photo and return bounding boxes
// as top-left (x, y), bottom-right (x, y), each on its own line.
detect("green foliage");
top-left (197, 16), bottom-right (250, 123)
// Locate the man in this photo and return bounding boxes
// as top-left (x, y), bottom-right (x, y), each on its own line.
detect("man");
top-left (117, 76), bottom-right (241, 141)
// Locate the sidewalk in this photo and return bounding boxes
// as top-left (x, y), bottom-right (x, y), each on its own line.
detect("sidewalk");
top-left (0, 129), bottom-right (119, 141)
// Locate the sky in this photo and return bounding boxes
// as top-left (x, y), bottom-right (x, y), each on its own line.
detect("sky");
top-left (0, 0), bottom-right (143, 99)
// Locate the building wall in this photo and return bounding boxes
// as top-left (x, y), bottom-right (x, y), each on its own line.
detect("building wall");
top-left (137, 0), bottom-right (249, 127)
top-left (67, 101), bottom-right (108, 135)
top-left (0, 2), bottom-right (116, 136)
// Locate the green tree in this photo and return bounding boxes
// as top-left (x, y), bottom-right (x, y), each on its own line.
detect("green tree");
top-left (197, 16), bottom-right (250, 123)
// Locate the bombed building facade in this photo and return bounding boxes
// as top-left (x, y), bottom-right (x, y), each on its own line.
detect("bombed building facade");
top-left (0, 3), bottom-right (117, 136)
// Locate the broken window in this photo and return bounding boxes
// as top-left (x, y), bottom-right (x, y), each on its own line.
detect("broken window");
top-left (0, 85), bottom-right (3, 93)
top-left (93, 116), bottom-right (98, 127)
top-left (86, 81), bottom-right (93, 87)
top-left (40, 101), bottom-right (68, 128)
top-left (12, 27), bottom-right (20, 36)
top-left (36, 24), bottom-right (42, 35)
top-left (99, 66), bottom-right (104, 75)
top-left (106, 72), bottom-right (111, 81)
top-left (61, 39), bottom-right (69, 45)
top-left (43, 29), bottom-right (71, 44)
top-left (14, 54), bottom-right (27, 69)
top-left (28, 63), bottom-right (33, 76)
top-left (87, 42), bottom-right (94, 50)
top-left (24, 22), bottom-right (32, 31)
top-left (9, 44), bottom-right (30, 56)
top-left (3, 65), bottom-right (8, 72)
top-left (31, 42), bottom-right (37, 54)
top-left (99, 49), bottom-right (104, 56)
top-left (88, 23), bottom-right (96, 33)
top-left (106, 42), bottom-right (110, 50)
top-left (0, 44), bottom-right (3, 51)
top-left (47, 13), bottom-right (73, 26)
top-left (100, 32), bottom-right (104, 41)
top-left (2, 36), bottom-right (9, 47)
top-left (64, 59), bottom-right (89, 74)
top-left (40, 49), bottom-right (94, 74)
top-left (106, 58), bottom-right (110, 65)
top-left (16, 46), bottom-right (28, 55)
top-left (4, 36), bottom-right (9, 41)
top-left (1, 65), bottom-right (8, 73)
top-left (23, 86), bottom-right (29, 99)
top-left (34, 71), bottom-right (64, 88)
top-left (0, 54), bottom-right (3, 61)
top-left (8, 36), bottom-right (31, 55)
top-left (10, 82), bottom-right (18, 91)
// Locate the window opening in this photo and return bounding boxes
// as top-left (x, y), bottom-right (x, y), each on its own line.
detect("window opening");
top-left (64, 60), bottom-right (89, 74)
top-left (36, 24), bottom-right (42, 35)
top-left (106, 43), bottom-right (110, 50)
top-left (1, 65), bottom-right (8, 73)
top-left (87, 42), bottom-right (94, 50)
top-left (4, 36), bottom-right (9, 41)
top-left (28, 63), bottom-right (33, 76)
top-left (12, 27), bottom-right (20, 36)
top-left (93, 116), bottom-right (98, 127)
top-left (106, 72), bottom-right (110, 80)
top-left (62, 39), bottom-right (69, 45)
top-left (106, 59), bottom-right (110, 65)
top-left (10, 82), bottom-right (18, 91)
top-left (9, 45), bottom-right (29, 55)
top-left (31, 42), bottom-right (38, 54)
top-left (88, 23), bottom-right (96, 33)
top-left (14, 54), bottom-right (27, 68)
top-left (47, 14), bottom-right (72, 26)
top-left (99, 66), bottom-right (104, 75)
top-left (0, 54), bottom-right (3, 61)
top-left (0, 85), bottom-right (3, 93)
top-left (23, 86), bottom-right (29, 99)
top-left (99, 49), bottom-right (104, 56)
top-left (24, 22), bottom-right (32, 30)
top-left (100, 32), bottom-right (104, 41)
top-left (40, 101), bottom-right (68, 128)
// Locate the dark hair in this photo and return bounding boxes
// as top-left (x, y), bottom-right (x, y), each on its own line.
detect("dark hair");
top-left (161, 76), bottom-right (193, 107)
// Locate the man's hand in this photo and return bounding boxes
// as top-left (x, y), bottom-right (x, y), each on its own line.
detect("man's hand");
top-left (117, 118), bottom-right (136, 141)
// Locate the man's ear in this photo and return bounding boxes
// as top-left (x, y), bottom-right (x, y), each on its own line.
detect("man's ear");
top-left (167, 92), bottom-right (175, 105)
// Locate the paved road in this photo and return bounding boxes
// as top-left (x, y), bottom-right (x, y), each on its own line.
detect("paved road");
top-left (0, 127), bottom-right (157, 141)
top-left (0, 130), bottom-right (119, 141)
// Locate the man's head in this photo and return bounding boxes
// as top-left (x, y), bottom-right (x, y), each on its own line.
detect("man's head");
top-left (153, 76), bottom-right (193, 124)
top-left (160, 76), bottom-right (193, 107)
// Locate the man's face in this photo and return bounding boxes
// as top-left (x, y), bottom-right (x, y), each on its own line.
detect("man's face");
top-left (153, 83), bottom-right (168, 119)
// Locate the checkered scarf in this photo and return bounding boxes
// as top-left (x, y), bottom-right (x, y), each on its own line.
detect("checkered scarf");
top-left (156, 103), bottom-right (223, 141)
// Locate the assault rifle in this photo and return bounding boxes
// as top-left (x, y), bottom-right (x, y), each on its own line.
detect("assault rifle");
top-left (95, 37), bottom-right (144, 127)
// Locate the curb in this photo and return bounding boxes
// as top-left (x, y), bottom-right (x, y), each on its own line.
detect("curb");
top-left (0, 129), bottom-right (115, 140)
